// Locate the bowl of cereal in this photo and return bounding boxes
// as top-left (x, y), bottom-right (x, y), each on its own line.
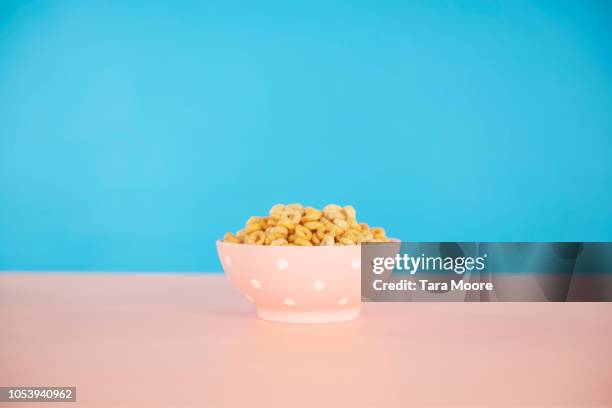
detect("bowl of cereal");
top-left (216, 204), bottom-right (391, 324)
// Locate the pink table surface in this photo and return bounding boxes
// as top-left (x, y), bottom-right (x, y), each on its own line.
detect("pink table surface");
top-left (1, 274), bottom-right (611, 408)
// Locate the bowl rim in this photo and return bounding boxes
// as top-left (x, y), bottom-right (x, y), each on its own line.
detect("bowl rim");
top-left (216, 239), bottom-right (360, 248)
top-left (216, 238), bottom-right (399, 249)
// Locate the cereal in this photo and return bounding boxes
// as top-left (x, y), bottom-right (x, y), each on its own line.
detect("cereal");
top-left (286, 203), bottom-right (304, 212)
top-left (259, 218), bottom-right (269, 229)
top-left (339, 237), bottom-right (356, 245)
top-left (342, 229), bottom-right (362, 243)
top-left (223, 232), bottom-right (240, 244)
top-left (265, 233), bottom-right (286, 245)
top-left (281, 210), bottom-right (302, 225)
top-left (327, 210), bottom-right (344, 220)
top-left (320, 236), bottom-right (335, 246)
top-left (316, 225), bottom-right (337, 240)
top-left (343, 205), bottom-right (357, 220)
top-left (279, 219), bottom-right (296, 231)
top-left (245, 223), bottom-right (262, 234)
top-left (269, 226), bottom-right (289, 236)
top-left (371, 227), bottom-right (386, 239)
top-left (323, 204), bottom-right (342, 214)
top-left (333, 218), bottom-right (349, 231)
top-left (294, 237), bottom-right (313, 246)
top-left (245, 230), bottom-right (265, 245)
top-left (303, 221), bottom-right (324, 231)
top-left (361, 231), bottom-right (374, 241)
top-left (269, 204), bottom-right (285, 215)
top-left (302, 207), bottom-right (322, 222)
top-left (223, 204), bottom-right (390, 246)
top-left (246, 216), bottom-right (261, 226)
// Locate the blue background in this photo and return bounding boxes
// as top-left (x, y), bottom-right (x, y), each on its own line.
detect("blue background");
top-left (1, 0), bottom-right (611, 272)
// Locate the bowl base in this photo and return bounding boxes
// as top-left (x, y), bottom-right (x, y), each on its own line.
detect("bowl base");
top-left (257, 308), bottom-right (359, 324)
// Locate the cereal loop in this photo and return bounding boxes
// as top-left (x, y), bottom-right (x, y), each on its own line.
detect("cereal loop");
top-left (246, 216), bottom-right (261, 226)
top-left (371, 227), bottom-right (386, 239)
top-left (303, 221), bottom-right (324, 231)
top-left (302, 207), bottom-right (322, 222)
top-left (339, 237), bottom-right (356, 245)
top-left (246, 230), bottom-right (265, 245)
top-left (269, 204), bottom-right (285, 215)
top-left (343, 205), bottom-right (357, 220)
top-left (245, 223), bottom-right (262, 234)
top-left (294, 237), bottom-right (313, 246)
top-left (282, 210), bottom-right (301, 225)
top-left (321, 236), bottom-right (335, 246)
top-left (279, 219), bottom-right (296, 232)
top-left (295, 225), bottom-right (313, 240)
top-left (269, 226), bottom-right (289, 236)
top-left (223, 232), bottom-right (240, 244)
top-left (265, 233), bottom-right (286, 245)
top-left (316, 225), bottom-right (337, 240)
top-left (333, 218), bottom-right (349, 231)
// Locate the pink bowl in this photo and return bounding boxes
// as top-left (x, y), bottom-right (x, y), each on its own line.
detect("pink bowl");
top-left (216, 240), bottom-right (362, 324)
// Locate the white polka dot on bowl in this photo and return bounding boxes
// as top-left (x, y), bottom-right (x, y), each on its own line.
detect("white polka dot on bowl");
top-left (313, 281), bottom-right (326, 291)
top-left (246, 295), bottom-right (254, 303)
top-left (251, 279), bottom-right (261, 289)
top-left (283, 298), bottom-right (296, 307)
top-left (351, 258), bottom-right (361, 269)
top-left (337, 297), bottom-right (349, 306)
top-left (276, 258), bottom-right (289, 270)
